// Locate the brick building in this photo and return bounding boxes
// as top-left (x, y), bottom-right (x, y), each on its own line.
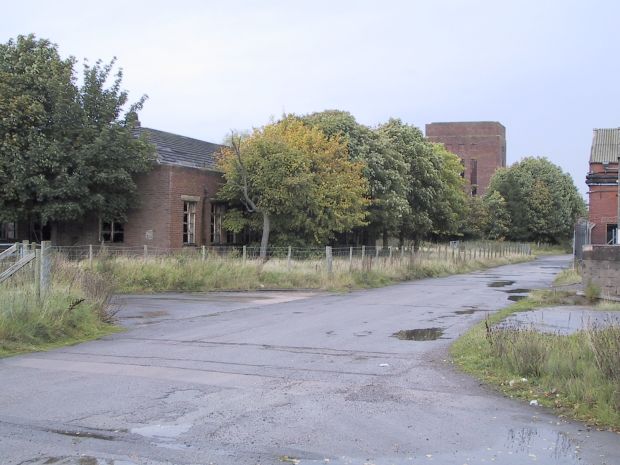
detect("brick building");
top-left (586, 128), bottom-right (620, 245)
top-left (425, 121), bottom-right (506, 196)
top-left (0, 127), bottom-right (235, 248)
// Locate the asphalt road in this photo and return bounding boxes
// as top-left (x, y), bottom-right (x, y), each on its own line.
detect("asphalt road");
top-left (1, 255), bottom-right (619, 465)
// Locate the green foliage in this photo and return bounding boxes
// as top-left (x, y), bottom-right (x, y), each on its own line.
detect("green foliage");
top-left (0, 34), bottom-right (155, 227)
top-left (484, 191), bottom-right (511, 240)
top-left (452, 290), bottom-right (620, 430)
top-left (0, 258), bottom-right (117, 356)
top-left (218, 116), bottom-right (369, 245)
top-left (302, 111), bottom-right (410, 242)
top-left (486, 157), bottom-right (585, 242)
top-left (302, 113), bottom-right (467, 244)
top-left (585, 281), bottom-right (601, 303)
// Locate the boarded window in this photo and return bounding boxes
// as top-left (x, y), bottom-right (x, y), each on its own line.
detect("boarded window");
top-left (183, 201), bottom-right (197, 245)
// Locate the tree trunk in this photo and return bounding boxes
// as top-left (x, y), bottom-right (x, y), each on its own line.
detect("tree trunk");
top-left (382, 228), bottom-right (389, 248)
top-left (260, 213), bottom-right (270, 260)
top-left (398, 229), bottom-right (405, 248)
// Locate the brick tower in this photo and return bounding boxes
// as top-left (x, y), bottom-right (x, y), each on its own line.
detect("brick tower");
top-left (425, 121), bottom-right (506, 196)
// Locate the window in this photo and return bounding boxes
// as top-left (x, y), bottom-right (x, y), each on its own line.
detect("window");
top-left (183, 201), bottom-right (197, 245)
top-left (470, 158), bottom-right (478, 196)
top-left (607, 224), bottom-right (617, 245)
top-left (210, 203), bottom-right (225, 244)
top-left (0, 222), bottom-right (16, 241)
top-left (100, 221), bottom-right (124, 243)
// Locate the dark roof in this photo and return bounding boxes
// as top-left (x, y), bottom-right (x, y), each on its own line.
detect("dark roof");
top-left (136, 127), bottom-right (223, 170)
top-left (590, 128), bottom-right (620, 163)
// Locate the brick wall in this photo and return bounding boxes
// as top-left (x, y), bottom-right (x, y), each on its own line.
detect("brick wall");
top-left (587, 162), bottom-right (618, 245)
top-left (166, 165), bottom-right (223, 248)
top-left (582, 245), bottom-right (620, 296)
top-left (425, 122), bottom-right (506, 196)
top-left (52, 164), bottom-right (224, 248)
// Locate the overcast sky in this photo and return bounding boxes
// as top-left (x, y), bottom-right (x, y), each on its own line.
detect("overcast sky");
top-left (3, 0), bottom-right (619, 198)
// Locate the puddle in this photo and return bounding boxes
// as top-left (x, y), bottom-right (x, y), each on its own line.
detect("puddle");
top-left (508, 295), bottom-right (527, 302)
top-left (500, 307), bottom-right (620, 335)
top-left (130, 424), bottom-right (191, 439)
top-left (503, 288), bottom-right (531, 294)
top-left (392, 328), bottom-right (443, 341)
top-left (454, 309), bottom-right (488, 315)
top-left (49, 429), bottom-right (115, 441)
top-left (488, 280), bottom-right (516, 287)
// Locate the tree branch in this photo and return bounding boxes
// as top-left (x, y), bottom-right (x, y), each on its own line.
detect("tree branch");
top-left (231, 131), bottom-right (258, 213)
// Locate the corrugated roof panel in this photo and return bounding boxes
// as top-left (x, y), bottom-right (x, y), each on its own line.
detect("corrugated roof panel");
top-left (590, 128), bottom-right (620, 163)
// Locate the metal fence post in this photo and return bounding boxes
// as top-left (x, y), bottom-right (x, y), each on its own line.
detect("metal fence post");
top-left (326, 246), bottom-right (333, 274)
top-left (245, 245), bottom-right (248, 265)
top-left (349, 246), bottom-right (353, 270)
top-left (89, 244), bottom-right (93, 267)
top-left (201, 245), bottom-right (206, 261)
top-left (40, 241), bottom-right (51, 296)
top-left (375, 247), bottom-right (380, 259)
top-left (143, 244), bottom-right (148, 259)
top-left (34, 248), bottom-right (41, 301)
top-left (287, 246), bottom-right (292, 271)
top-left (361, 245), bottom-right (365, 262)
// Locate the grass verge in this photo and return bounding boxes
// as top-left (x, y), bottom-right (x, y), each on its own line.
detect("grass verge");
top-left (94, 254), bottom-right (533, 293)
top-left (451, 289), bottom-right (620, 431)
top-left (553, 267), bottom-right (582, 286)
top-left (0, 258), bottom-right (119, 357)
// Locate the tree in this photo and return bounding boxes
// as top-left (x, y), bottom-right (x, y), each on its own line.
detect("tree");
top-left (427, 142), bottom-right (468, 239)
top-left (377, 119), bottom-right (466, 245)
top-left (486, 157), bottom-right (585, 242)
top-left (483, 191), bottom-right (511, 240)
top-left (0, 34), bottom-right (155, 238)
top-left (217, 117), bottom-right (369, 257)
top-left (301, 111), bottom-right (409, 246)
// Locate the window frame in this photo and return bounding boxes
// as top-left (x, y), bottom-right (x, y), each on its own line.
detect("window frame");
top-left (100, 220), bottom-right (125, 243)
top-left (183, 201), bottom-right (197, 245)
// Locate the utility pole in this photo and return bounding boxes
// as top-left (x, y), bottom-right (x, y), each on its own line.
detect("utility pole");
top-left (617, 156), bottom-right (620, 244)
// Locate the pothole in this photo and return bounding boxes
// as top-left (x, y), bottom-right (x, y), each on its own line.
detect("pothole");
top-left (503, 288), bottom-right (531, 294)
top-left (488, 280), bottom-right (516, 287)
top-left (454, 309), bottom-right (488, 315)
top-left (508, 295), bottom-right (527, 302)
top-left (392, 328), bottom-right (444, 341)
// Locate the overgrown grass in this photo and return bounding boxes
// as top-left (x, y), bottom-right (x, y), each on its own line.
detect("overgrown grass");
top-left (451, 289), bottom-right (620, 430)
top-left (0, 258), bottom-right (119, 357)
top-left (94, 253), bottom-right (533, 293)
top-left (553, 267), bottom-right (582, 286)
top-left (530, 242), bottom-right (573, 256)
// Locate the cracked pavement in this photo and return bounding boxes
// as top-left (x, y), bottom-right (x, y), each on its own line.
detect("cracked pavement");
top-left (1, 255), bottom-right (619, 465)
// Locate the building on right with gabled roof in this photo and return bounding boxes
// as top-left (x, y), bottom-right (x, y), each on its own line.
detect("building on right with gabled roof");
top-left (586, 128), bottom-right (620, 244)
